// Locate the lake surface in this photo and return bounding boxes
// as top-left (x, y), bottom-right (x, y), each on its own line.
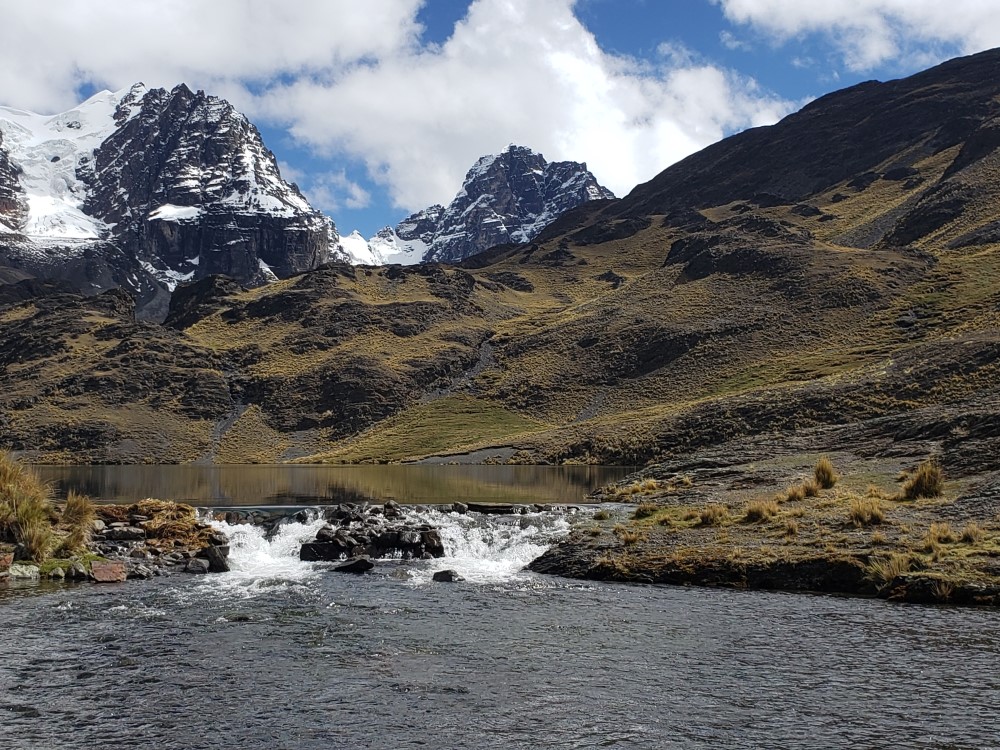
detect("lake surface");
top-left (32, 464), bottom-right (631, 506)
top-left (2, 507), bottom-right (999, 749)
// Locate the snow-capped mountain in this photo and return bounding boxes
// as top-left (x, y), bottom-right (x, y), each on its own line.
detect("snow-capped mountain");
top-left (342, 145), bottom-right (614, 265)
top-left (0, 84), bottom-right (339, 317)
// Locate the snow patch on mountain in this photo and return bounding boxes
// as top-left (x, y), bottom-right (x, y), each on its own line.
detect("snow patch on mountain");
top-left (0, 85), bottom-right (145, 239)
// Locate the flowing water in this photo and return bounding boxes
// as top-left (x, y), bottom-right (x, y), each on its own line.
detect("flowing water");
top-left (2, 507), bottom-right (1000, 749)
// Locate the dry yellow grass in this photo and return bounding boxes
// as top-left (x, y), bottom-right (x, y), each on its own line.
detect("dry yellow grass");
top-left (901, 460), bottom-right (944, 500)
top-left (814, 458), bottom-right (838, 489)
top-left (848, 495), bottom-right (886, 527)
top-left (744, 499), bottom-right (780, 522)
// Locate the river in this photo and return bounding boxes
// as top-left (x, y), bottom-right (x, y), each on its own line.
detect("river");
top-left (1, 506), bottom-right (998, 749)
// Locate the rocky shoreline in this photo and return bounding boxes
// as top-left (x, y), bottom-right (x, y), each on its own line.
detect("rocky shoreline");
top-left (529, 455), bottom-right (1000, 607)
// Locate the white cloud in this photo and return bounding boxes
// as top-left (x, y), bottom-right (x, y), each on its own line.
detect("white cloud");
top-left (719, 30), bottom-right (751, 51)
top-left (302, 171), bottom-right (372, 213)
top-left (0, 0), bottom-right (424, 111)
top-left (715, 0), bottom-right (1000, 71)
top-left (254, 0), bottom-right (792, 210)
top-left (0, 0), bottom-right (792, 215)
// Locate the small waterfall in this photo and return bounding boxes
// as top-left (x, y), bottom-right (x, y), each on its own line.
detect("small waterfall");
top-left (202, 511), bottom-right (328, 596)
top-left (406, 508), bottom-right (573, 584)
top-left (202, 506), bottom-right (574, 589)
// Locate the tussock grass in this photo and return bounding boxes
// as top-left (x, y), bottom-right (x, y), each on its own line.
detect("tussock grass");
top-left (901, 460), bottom-right (944, 500)
top-left (783, 519), bottom-right (799, 537)
top-left (867, 552), bottom-right (916, 585)
top-left (925, 521), bottom-right (957, 545)
top-left (697, 504), bottom-right (730, 527)
top-left (744, 499), bottom-right (779, 522)
top-left (57, 490), bottom-right (96, 555)
top-left (802, 480), bottom-right (820, 498)
top-left (785, 485), bottom-right (806, 503)
top-left (613, 524), bottom-right (646, 546)
top-left (593, 509), bottom-right (611, 521)
top-left (814, 458), bottom-right (838, 489)
top-left (0, 452), bottom-right (54, 562)
top-left (848, 495), bottom-right (885, 527)
top-left (960, 522), bottom-right (985, 545)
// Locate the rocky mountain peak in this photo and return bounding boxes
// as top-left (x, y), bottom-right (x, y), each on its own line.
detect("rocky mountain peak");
top-left (0, 83), bottom-right (337, 318)
top-left (344, 145), bottom-right (614, 266)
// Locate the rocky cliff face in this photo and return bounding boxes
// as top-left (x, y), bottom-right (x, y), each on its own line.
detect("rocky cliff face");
top-left (0, 84), bottom-right (338, 318)
top-left (82, 84), bottom-right (335, 288)
top-left (348, 145), bottom-right (614, 265)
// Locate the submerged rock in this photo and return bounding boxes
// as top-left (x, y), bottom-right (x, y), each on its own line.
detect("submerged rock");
top-left (333, 557), bottom-right (375, 574)
top-left (432, 569), bottom-right (464, 583)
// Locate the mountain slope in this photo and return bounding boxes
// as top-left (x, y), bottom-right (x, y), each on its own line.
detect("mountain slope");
top-left (344, 145), bottom-right (614, 265)
top-left (1, 49), bottom-right (999, 482)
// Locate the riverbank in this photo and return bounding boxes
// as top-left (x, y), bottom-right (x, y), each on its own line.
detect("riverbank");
top-left (530, 456), bottom-right (1000, 605)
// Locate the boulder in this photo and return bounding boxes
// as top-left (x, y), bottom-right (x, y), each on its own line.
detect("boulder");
top-left (91, 560), bottom-right (127, 582)
top-left (333, 557), bottom-right (375, 574)
top-left (9, 563), bottom-right (40, 579)
top-left (202, 544), bottom-right (231, 573)
top-left (451, 502), bottom-right (468, 514)
top-left (432, 569), bottom-right (465, 583)
top-left (300, 541), bottom-right (347, 562)
top-left (184, 558), bottom-right (210, 574)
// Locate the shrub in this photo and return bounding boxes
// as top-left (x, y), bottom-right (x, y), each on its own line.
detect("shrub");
top-left (848, 496), bottom-right (885, 527)
top-left (697, 504), bottom-right (729, 527)
top-left (802, 480), bottom-right (820, 498)
top-left (744, 499), bottom-right (779, 522)
top-left (814, 458), bottom-right (838, 489)
top-left (901, 460), bottom-right (944, 500)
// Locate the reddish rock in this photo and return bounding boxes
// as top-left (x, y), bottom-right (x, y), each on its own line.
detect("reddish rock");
top-left (0, 552), bottom-right (12, 571)
top-left (91, 560), bottom-right (127, 583)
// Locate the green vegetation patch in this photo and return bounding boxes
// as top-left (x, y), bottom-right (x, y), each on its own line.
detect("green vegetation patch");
top-left (313, 395), bottom-right (547, 463)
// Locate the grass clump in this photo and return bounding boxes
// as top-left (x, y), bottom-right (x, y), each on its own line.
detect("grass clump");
top-left (960, 522), bottom-right (985, 545)
top-left (785, 485), bottom-right (806, 503)
top-left (743, 499), bottom-right (779, 522)
top-left (867, 552), bottom-right (916, 586)
top-left (592, 509), bottom-right (611, 521)
top-left (926, 521), bottom-right (957, 545)
top-left (696, 504), bottom-right (730, 527)
top-left (613, 524), bottom-right (646, 546)
top-left (632, 502), bottom-right (659, 520)
top-left (814, 458), bottom-right (838, 489)
top-left (848, 495), bottom-right (885, 527)
top-left (900, 460), bottom-right (944, 500)
top-left (0, 452), bottom-right (54, 563)
top-left (57, 490), bottom-right (96, 556)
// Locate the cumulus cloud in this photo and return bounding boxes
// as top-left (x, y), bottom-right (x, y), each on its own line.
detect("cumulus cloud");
top-left (0, 0), bottom-right (423, 111)
top-left (253, 0), bottom-right (791, 209)
top-left (715, 0), bottom-right (1000, 71)
top-left (303, 171), bottom-right (373, 213)
top-left (0, 0), bottom-right (792, 213)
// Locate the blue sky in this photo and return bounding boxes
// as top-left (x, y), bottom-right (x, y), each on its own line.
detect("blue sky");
top-left (0, 0), bottom-right (991, 238)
